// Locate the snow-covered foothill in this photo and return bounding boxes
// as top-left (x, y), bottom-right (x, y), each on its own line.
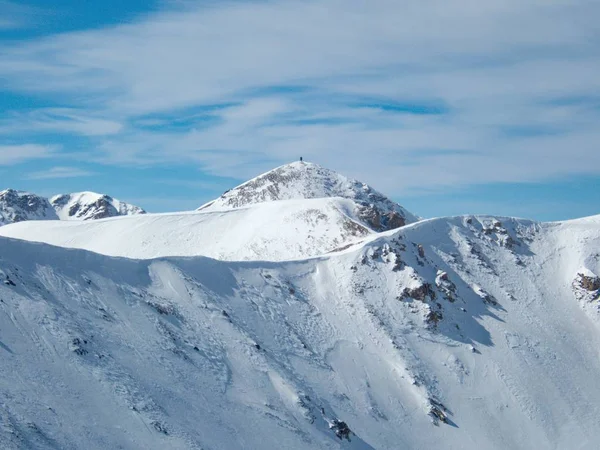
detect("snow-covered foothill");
top-left (0, 197), bottom-right (374, 261)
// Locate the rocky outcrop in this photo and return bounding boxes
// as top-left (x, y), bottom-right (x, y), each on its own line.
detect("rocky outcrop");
top-left (573, 271), bottom-right (600, 303)
top-left (401, 282), bottom-right (436, 302)
top-left (578, 273), bottom-right (600, 292)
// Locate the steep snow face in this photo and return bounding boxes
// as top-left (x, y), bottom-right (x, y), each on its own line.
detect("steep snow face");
top-left (199, 162), bottom-right (418, 231)
top-left (1, 214), bottom-right (600, 449)
top-left (51, 192), bottom-right (146, 221)
top-left (0, 189), bottom-right (58, 225)
top-left (0, 198), bottom-right (372, 261)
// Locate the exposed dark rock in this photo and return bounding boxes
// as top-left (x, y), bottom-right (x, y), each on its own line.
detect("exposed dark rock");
top-left (148, 301), bottom-right (176, 316)
top-left (330, 419), bottom-right (352, 441)
top-left (426, 310), bottom-right (443, 326)
top-left (578, 273), bottom-right (600, 292)
top-left (70, 338), bottom-right (88, 356)
top-left (435, 271), bottom-right (457, 302)
top-left (386, 212), bottom-right (406, 229)
top-left (428, 399), bottom-right (450, 426)
top-left (401, 283), bottom-right (436, 302)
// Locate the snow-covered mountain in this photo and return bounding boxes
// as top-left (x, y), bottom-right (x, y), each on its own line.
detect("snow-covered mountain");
top-left (0, 189), bottom-right (145, 226)
top-left (51, 192), bottom-right (146, 220)
top-left (0, 164), bottom-right (416, 261)
top-left (0, 189), bottom-right (58, 225)
top-left (1, 214), bottom-right (599, 449)
top-left (1, 162), bottom-right (599, 449)
top-left (199, 162), bottom-right (418, 231)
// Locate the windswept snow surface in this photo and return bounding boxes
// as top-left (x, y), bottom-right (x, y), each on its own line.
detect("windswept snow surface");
top-left (199, 162), bottom-right (418, 230)
top-left (51, 191), bottom-right (146, 220)
top-left (1, 214), bottom-right (600, 449)
top-left (0, 198), bottom-right (373, 261)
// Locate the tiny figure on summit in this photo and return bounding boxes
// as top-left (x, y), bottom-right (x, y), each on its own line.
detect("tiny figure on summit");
top-left (300, 156), bottom-right (303, 162)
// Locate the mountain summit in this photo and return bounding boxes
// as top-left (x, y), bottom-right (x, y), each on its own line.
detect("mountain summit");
top-left (0, 189), bottom-right (145, 226)
top-left (0, 189), bottom-right (58, 225)
top-left (199, 161), bottom-right (418, 231)
top-left (51, 192), bottom-right (146, 221)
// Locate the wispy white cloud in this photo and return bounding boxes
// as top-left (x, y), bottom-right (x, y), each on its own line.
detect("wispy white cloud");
top-left (0, 108), bottom-right (124, 136)
top-left (0, 0), bottom-right (599, 194)
top-left (26, 166), bottom-right (94, 180)
top-left (0, 144), bottom-right (55, 165)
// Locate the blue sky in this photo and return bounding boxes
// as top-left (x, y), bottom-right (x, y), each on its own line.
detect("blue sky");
top-left (1, 0), bottom-right (599, 221)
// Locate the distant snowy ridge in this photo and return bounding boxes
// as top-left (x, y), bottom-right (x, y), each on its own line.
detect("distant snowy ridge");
top-left (199, 161), bottom-right (418, 231)
top-left (0, 189), bottom-right (58, 225)
top-left (51, 191), bottom-right (146, 221)
top-left (0, 189), bottom-right (145, 226)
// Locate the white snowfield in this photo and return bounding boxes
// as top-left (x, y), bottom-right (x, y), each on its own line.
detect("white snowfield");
top-left (1, 162), bottom-right (599, 449)
top-left (0, 197), bottom-right (373, 261)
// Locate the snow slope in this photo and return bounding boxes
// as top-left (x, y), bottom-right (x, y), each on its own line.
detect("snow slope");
top-left (0, 198), bottom-right (372, 261)
top-left (1, 214), bottom-right (599, 449)
top-left (0, 189), bottom-right (58, 226)
top-left (51, 191), bottom-right (146, 220)
top-left (199, 162), bottom-right (418, 231)
top-left (0, 163), bottom-right (415, 260)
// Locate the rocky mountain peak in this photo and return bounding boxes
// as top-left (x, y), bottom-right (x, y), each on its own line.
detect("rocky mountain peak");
top-left (198, 161), bottom-right (417, 231)
top-left (0, 189), bottom-right (58, 225)
top-left (51, 192), bottom-right (146, 221)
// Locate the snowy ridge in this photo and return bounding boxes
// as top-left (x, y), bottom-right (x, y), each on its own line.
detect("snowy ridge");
top-left (0, 189), bottom-right (58, 226)
top-left (199, 162), bottom-right (418, 231)
top-left (0, 189), bottom-right (144, 226)
top-left (1, 213), bottom-right (600, 449)
top-left (1, 161), bottom-right (599, 449)
top-left (0, 197), bottom-right (373, 261)
top-left (51, 191), bottom-right (146, 221)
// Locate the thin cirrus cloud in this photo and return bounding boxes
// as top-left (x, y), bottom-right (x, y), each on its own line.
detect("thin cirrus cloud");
top-left (0, 0), bottom-right (599, 195)
top-left (0, 108), bottom-right (124, 137)
top-left (26, 166), bottom-right (95, 180)
top-left (0, 144), bottom-right (55, 165)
